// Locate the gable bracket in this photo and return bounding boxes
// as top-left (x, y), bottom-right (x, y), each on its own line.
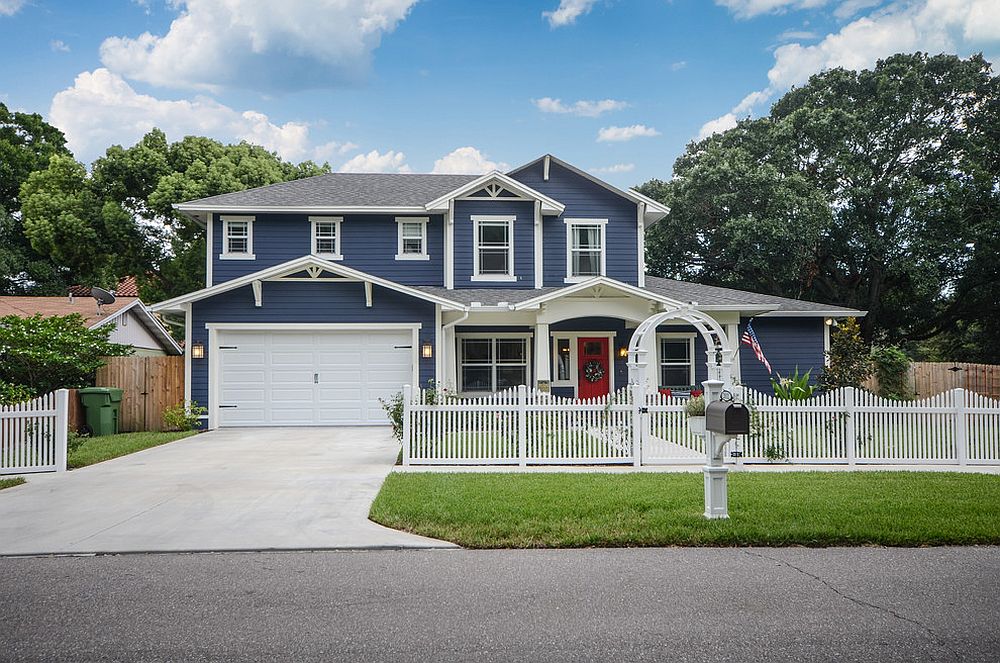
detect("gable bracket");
top-left (252, 280), bottom-right (262, 308)
top-left (364, 281), bottom-right (373, 308)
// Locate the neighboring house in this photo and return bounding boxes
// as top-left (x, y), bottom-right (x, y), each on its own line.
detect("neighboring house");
top-left (1, 279), bottom-right (182, 357)
top-left (152, 154), bottom-right (862, 428)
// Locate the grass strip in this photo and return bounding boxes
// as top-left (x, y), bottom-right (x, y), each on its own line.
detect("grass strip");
top-left (370, 471), bottom-right (1000, 548)
top-left (0, 477), bottom-right (26, 491)
top-left (68, 431), bottom-right (197, 469)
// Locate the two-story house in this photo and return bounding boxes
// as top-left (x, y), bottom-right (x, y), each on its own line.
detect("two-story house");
top-left (152, 154), bottom-right (862, 428)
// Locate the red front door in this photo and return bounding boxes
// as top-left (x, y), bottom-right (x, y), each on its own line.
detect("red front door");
top-left (577, 337), bottom-right (610, 399)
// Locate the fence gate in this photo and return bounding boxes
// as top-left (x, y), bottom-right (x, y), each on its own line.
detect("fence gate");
top-left (640, 392), bottom-right (706, 465)
top-left (96, 356), bottom-right (184, 432)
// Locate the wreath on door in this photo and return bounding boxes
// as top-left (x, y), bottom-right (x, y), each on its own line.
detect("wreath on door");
top-left (583, 360), bottom-right (606, 383)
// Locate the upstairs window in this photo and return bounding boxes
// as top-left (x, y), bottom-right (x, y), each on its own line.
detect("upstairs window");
top-left (472, 215), bottom-right (515, 282)
top-left (221, 216), bottom-right (254, 260)
top-left (565, 219), bottom-right (607, 282)
top-left (395, 217), bottom-right (429, 260)
top-left (310, 216), bottom-right (343, 260)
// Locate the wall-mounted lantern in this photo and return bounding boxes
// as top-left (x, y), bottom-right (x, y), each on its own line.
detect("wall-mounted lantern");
top-left (191, 341), bottom-right (205, 359)
top-left (421, 341), bottom-right (433, 359)
top-left (618, 346), bottom-right (628, 359)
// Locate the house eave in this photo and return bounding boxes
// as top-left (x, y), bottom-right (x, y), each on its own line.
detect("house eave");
top-left (757, 309), bottom-right (867, 318)
top-left (88, 299), bottom-right (183, 355)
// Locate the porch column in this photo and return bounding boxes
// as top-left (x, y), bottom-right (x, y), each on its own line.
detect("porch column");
top-left (726, 322), bottom-right (741, 385)
top-left (534, 322), bottom-right (550, 390)
top-left (642, 325), bottom-right (657, 394)
top-left (444, 325), bottom-right (458, 391)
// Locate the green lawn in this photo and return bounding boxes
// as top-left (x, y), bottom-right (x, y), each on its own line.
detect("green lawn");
top-left (0, 477), bottom-right (26, 491)
top-left (68, 430), bottom-right (198, 469)
top-left (370, 471), bottom-right (1000, 548)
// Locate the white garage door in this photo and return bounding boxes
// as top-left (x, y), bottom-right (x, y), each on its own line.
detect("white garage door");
top-left (216, 329), bottom-right (415, 426)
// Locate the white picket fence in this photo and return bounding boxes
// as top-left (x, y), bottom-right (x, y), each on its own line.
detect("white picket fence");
top-left (402, 385), bottom-right (1000, 467)
top-left (0, 390), bottom-right (69, 474)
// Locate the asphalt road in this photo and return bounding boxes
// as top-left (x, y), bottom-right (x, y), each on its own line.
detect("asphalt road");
top-left (2, 547), bottom-right (998, 662)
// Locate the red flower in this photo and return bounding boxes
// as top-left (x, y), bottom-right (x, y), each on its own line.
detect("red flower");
top-left (690, 389), bottom-right (703, 397)
top-left (658, 388), bottom-right (672, 397)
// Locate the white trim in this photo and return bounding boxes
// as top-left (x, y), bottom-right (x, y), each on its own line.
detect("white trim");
top-left (727, 322), bottom-right (741, 383)
top-left (395, 216), bottom-right (430, 261)
top-left (636, 202), bottom-right (646, 288)
top-left (88, 299), bottom-right (183, 355)
top-left (221, 215), bottom-right (255, 260)
top-left (208, 325), bottom-right (219, 429)
top-left (206, 213), bottom-right (213, 287)
top-left (309, 216), bottom-right (343, 261)
top-left (564, 218), bottom-right (608, 283)
top-left (656, 332), bottom-right (697, 388)
top-left (514, 276), bottom-right (685, 311)
top-left (824, 320), bottom-right (832, 366)
top-left (757, 310), bottom-right (867, 317)
top-left (543, 155), bottom-right (550, 181)
top-left (177, 204), bottom-right (429, 215)
top-left (151, 255), bottom-right (464, 312)
top-left (533, 200), bottom-right (543, 289)
top-left (425, 171), bottom-right (565, 215)
top-left (455, 332), bottom-right (533, 395)
top-left (435, 304), bottom-right (443, 385)
top-left (183, 302), bottom-right (192, 404)
top-left (445, 202), bottom-right (455, 289)
top-left (550, 332), bottom-right (617, 396)
top-left (472, 215), bottom-right (515, 282)
top-left (206, 322), bottom-right (422, 332)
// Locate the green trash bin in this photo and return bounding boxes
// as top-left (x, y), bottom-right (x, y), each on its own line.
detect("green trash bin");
top-left (79, 387), bottom-right (123, 436)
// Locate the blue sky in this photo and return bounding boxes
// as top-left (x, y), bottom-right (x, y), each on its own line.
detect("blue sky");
top-left (1, 0), bottom-right (998, 187)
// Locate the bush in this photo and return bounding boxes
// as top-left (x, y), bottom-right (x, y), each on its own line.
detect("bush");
top-left (162, 401), bottom-right (207, 431)
top-left (871, 345), bottom-right (912, 399)
top-left (820, 317), bottom-right (872, 390)
top-left (0, 380), bottom-right (34, 405)
top-left (684, 395), bottom-right (705, 416)
top-left (771, 367), bottom-right (817, 400)
top-left (67, 430), bottom-right (88, 455)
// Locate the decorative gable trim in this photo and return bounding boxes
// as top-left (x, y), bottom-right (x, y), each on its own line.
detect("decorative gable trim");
top-left (512, 276), bottom-right (686, 311)
top-left (425, 171), bottom-right (565, 215)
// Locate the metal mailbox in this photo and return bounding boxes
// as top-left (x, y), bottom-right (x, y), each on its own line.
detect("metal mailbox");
top-left (705, 401), bottom-right (750, 436)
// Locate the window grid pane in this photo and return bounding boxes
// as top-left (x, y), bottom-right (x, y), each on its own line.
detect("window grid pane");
top-left (659, 339), bottom-right (692, 388)
top-left (400, 222), bottom-right (425, 254)
top-left (460, 337), bottom-right (529, 392)
top-left (570, 225), bottom-right (602, 277)
top-left (314, 221), bottom-right (337, 254)
top-left (226, 222), bottom-right (248, 254)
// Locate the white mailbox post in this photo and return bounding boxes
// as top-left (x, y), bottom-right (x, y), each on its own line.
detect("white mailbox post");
top-left (701, 379), bottom-right (732, 519)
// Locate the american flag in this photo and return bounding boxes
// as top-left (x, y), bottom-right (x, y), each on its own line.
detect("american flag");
top-left (741, 321), bottom-right (771, 374)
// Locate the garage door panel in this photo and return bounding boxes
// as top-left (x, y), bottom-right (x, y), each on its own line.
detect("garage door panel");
top-left (217, 329), bottom-right (413, 426)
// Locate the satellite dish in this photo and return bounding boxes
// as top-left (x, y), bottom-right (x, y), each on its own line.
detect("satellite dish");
top-left (91, 287), bottom-right (116, 305)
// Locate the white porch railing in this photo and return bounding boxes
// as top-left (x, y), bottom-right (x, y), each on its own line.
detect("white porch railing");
top-left (1, 390), bottom-right (69, 475)
top-left (402, 385), bottom-right (1000, 467)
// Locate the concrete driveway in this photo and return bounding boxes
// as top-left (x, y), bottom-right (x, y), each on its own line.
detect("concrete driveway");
top-left (0, 428), bottom-right (454, 555)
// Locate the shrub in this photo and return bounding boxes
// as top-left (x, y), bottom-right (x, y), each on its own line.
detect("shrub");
top-left (67, 430), bottom-right (88, 455)
top-left (0, 380), bottom-right (34, 405)
top-left (871, 345), bottom-right (912, 400)
top-left (162, 401), bottom-right (207, 431)
top-left (380, 391), bottom-right (405, 442)
top-left (771, 367), bottom-right (817, 400)
top-left (820, 317), bottom-right (872, 390)
top-left (685, 395), bottom-right (705, 416)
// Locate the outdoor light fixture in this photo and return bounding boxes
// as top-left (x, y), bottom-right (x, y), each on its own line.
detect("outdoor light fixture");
top-left (421, 341), bottom-right (433, 359)
top-left (191, 341), bottom-right (205, 359)
top-left (618, 346), bottom-right (628, 358)
top-left (714, 340), bottom-right (723, 366)
top-left (825, 317), bottom-right (834, 326)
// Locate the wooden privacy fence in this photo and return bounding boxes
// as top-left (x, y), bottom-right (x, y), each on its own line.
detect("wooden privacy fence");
top-left (1, 390), bottom-right (68, 474)
top-left (402, 385), bottom-right (1000, 467)
top-left (96, 356), bottom-right (184, 432)
top-left (864, 362), bottom-right (1000, 399)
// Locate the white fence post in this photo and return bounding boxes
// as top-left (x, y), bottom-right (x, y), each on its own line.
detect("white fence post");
top-left (844, 387), bottom-right (856, 466)
top-left (954, 387), bottom-right (968, 466)
top-left (402, 384), bottom-right (412, 467)
top-left (54, 389), bottom-right (69, 472)
top-left (631, 382), bottom-right (643, 467)
top-left (517, 385), bottom-right (527, 467)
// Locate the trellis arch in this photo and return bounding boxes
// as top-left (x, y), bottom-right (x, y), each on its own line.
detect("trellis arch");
top-left (627, 305), bottom-right (736, 389)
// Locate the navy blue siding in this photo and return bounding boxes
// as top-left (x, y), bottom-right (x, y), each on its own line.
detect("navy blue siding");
top-left (211, 213), bottom-right (444, 286)
top-left (511, 160), bottom-right (639, 286)
top-left (189, 281), bottom-right (436, 413)
top-left (452, 200), bottom-right (535, 288)
top-left (738, 317), bottom-right (825, 392)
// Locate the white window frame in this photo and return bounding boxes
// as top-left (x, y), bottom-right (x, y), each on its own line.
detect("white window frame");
top-left (395, 217), bottom-right (430, 261)
top-left (220, 216), bottom-right (255, 260)
top-left (564, 218), bottom-right (607, 283)
top-left (550, 332), bottom-right (617, 396)
top-left (471, 215), bottom-right (516, 282)
top-left (656, 332), bottom-right (697, 389)
top-left (310, 216), bottom-right (343, 260)
top-left (456, 332), bottom-right (532, 394)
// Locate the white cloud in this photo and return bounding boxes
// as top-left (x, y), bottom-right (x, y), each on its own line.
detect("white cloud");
top-left (99, 0), bottom-right (418, 91)
top-left (431, 147), bottom-right (508, 174)
top-left (776, 29), bottom-right (820, 41)
top-left (596, 124), bottom-right (661, 142)
top-left (543, 0), bottom-right (597, 28)
top-left (339, 149), bottom-right (411, 173)
top-left (48, 69), bottom-right (350, 164)
top-left (715, 0), bottom-right (829, 19)
top-left (833, 0), bottom-right (882, 20)
top-left (50, 39), bottom-right (70, 52)
top-left (671, 61), bottom-right (688, 71)
top-left (533, 97), bottom-right (628, 117)
top-left (697, 113), bottom-right (739, 140)
top-left (0, 0), bottom-right (25, 16)
top-left (590, 163), bottom-right (635, 174)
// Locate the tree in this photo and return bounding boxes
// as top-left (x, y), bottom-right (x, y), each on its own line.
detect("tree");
top-left (641, 53), bottom-right (1000, 357)
top-left (0, 314), bottom-right (132, 396)
top-left (820, 318), bottom-right (872, 390)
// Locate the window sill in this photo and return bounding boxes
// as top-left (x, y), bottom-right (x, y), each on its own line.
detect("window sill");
top-left (471, 274), bottom-right (517, 282)
top-left (313, 253), bottom-right (343, 261)
top-left (220, 253), bottom-right (256, 260)
top-left (564, 275), bottom-right (603, 284)
top-left (395, 253), bottom-right (430, 261)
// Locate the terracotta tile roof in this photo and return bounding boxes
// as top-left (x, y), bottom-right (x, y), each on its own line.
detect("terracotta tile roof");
top-left (67, 276), bottom-right (139, 298)
top-left (0, 296), bottom-right (140, 327)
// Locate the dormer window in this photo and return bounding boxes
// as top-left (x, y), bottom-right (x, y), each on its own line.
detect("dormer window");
top-left (221, 216), bottom-right (254, 260)
top-left (565, 219), bottom-right (607, 282)
top-left (472, 215), bottom-right (515, 282)
top-left (310, 216), bottom-right (343, 260)
top-left (395, 217), bottom-right (429, 260)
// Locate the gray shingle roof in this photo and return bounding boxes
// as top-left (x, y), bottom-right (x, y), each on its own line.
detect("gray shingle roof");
top-left (177, 173), bottom-right (480, 209)
top-left (415, 277), bottom-right (861, 315)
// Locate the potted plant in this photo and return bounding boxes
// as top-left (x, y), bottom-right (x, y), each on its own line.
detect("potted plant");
top-left (685, 394), bottom-right (706, 435)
